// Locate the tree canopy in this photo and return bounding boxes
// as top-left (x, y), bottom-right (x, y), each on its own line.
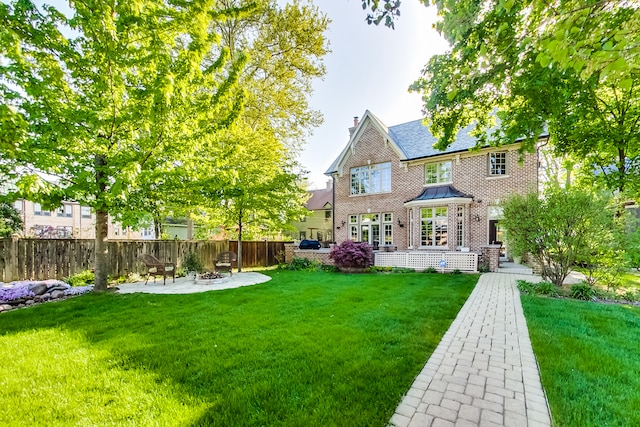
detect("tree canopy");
top-left (0, 0), bottom-right (327, 289)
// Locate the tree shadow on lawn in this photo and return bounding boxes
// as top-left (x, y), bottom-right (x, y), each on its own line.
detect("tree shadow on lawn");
top-left (0, 271), bottom-right (478, 426)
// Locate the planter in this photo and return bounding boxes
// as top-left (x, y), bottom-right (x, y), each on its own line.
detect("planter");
top-left (513, 256), bottom-right (522, 265)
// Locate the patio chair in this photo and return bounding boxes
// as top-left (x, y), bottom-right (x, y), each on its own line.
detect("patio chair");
top-left (214, 251), bottom-right (237, 276)
top-left (139, 254), bottom-right (175, 285)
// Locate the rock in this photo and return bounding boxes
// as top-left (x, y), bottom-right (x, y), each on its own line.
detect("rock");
top-left (25, 299), bottom-right (35, 306)
top-left (0, 304), bottom-right (12, 312)
top-left (50, 290), bottom-right (65, 299)
top-left (47, 284), bottom-right (71, 292)
top-left (28, 283), bottom-right (49, 295)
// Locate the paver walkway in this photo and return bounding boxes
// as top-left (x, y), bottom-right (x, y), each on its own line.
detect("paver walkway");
top-left (390, 273), bottom-right (552, 427)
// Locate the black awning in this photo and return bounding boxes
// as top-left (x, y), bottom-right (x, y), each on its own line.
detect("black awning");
top-left (406, 185), bottom-right (472, 203)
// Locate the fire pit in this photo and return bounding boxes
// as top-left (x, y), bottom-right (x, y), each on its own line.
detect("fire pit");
top-left (194, 271), bottom-right (230, 285)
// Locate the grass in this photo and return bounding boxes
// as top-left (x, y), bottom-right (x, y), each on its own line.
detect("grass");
top-left (0, 270), bottom-right (477, 426)
top-left (521, 295), bottom-right (640, 426)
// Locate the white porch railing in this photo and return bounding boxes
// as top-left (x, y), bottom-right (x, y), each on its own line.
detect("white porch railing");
top-left (374, 251), bottom-right (478, 272)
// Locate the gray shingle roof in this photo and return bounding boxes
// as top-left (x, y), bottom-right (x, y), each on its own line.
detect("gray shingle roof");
top-left (388, 119), bottom-right (480, 160)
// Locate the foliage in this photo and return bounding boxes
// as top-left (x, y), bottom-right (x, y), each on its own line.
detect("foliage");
top-left (569, 283), bottom-right (599, 301)
top-left (65, 270), bottom-right (95, 287)
top-left (522, 295), bottom-right (640, 426)
top-left (477, 263), bottom-right (490, 273)
top-left (450, 269), bottom-right (462, 275)
top-left (0, 1), bottom-right (255, 289)
top-left (424, 266), bottom-right (438, 273)
top-left (371, 0), bottom-right (640, 198)
top-left (0, 283), bottom-right (35, 302)
top-left (501, 188), bottom-right (619, 286)
top-left (0, 201), bottom-right (22, 237)
top-left (0, 270), bottom-right (477, 426)
top-left (284, 257), bottom-right (323, 271)
top-left (182, 252), bottom-right (204, 274)
top-left (516, 280), bottom-right (560, 298)
top-left (329, 241), bottom-right (374, 269)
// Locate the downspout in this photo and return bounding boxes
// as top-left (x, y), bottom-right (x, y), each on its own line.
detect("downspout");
top-left (332, 175), bottom-right (336, 243)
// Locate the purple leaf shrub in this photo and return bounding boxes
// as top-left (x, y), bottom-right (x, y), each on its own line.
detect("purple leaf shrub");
top-left (329, 241), bottom-right (374, 269)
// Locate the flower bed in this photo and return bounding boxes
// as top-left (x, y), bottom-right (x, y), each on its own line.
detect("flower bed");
top-left (0, 280), bottom-right (93, 313)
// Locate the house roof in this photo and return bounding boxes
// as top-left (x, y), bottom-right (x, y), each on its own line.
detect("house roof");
top-left (406, 185), bottom-right (472, 203)
top-left (404, 185), bottom-right (474, 208)
top-left (325, 110), bottom-right (547, 175)
top-left (305, 187), bottom-right (332, 211)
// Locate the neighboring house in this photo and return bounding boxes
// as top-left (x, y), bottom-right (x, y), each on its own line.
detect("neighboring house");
top-left (325, 111), bottom-right (547, 256)
top-left (290, 181), bottom-right (333, 245)
top-left (11, 199), bottom-right (147, 240)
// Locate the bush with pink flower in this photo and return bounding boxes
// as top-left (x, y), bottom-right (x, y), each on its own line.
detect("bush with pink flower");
top-left (329, 241), bottom-right (374, 269)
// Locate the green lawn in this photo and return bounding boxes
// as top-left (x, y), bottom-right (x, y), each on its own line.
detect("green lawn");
top-left (521, 295), bottom-right (640, 426)
top-left (0, 270), bottom-right (477, 426)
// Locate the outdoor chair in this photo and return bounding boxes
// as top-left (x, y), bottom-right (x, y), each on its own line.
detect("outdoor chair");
top-left (139, 254), bottom-right (175, 285)
top-left (214, 251), bottom-right (237, 276)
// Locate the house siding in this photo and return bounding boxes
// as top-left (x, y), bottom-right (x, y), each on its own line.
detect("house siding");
top-left (330, 118), bottom-right (539, 253)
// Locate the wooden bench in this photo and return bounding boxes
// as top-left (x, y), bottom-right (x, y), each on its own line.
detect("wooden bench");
top-left (139, 254), bottom-right (175, 285)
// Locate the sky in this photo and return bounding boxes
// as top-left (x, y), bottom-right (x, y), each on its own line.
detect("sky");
top-left (302, 1), bottom-right (450, 189)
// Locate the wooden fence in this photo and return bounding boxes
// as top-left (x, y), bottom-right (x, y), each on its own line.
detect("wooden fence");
top-left (0, 238), bottom-right (291, 282)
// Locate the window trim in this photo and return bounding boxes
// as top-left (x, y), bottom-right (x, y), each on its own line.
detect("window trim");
top-left (425, 160), bottom-right (452, 185)
top-left (350, 162), bottom-right (392, 195)
top-left (420, 206), bottom-right (449, 248)
top-left (488, 152), bottom-right (508, 176)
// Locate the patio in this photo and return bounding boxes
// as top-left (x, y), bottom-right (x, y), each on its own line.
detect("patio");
top-left (115, 272), bottom-right (271, 294)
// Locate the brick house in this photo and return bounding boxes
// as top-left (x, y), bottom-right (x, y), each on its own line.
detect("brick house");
top-left (325, 111), bottom-right (546, 257)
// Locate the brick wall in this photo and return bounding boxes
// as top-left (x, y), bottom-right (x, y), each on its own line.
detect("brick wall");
top-left (285, 244), bottom-right (335, 265)
top-left (330, 120), bottom-right (538, 253)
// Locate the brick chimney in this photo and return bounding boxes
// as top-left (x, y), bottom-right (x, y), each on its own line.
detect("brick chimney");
top-left (353, 116), bottom-right (359, 127)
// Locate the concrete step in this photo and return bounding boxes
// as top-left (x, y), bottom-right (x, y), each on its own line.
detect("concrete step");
top-left (498, 262), bottom-right (533, 275)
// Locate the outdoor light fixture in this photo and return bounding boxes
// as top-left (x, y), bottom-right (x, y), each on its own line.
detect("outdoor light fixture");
top-left (474, 214), bottom-right (481, 222)
top-left (397, 219), bottom-right (404, 228)
top-left (337, 220), bottom-right (346, 230)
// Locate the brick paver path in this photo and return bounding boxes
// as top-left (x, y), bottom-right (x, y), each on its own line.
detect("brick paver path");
top-left (390, 273), bottom-right (552, 427)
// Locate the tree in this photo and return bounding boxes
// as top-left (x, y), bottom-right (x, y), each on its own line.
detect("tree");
top-left (193, 126), bottom-right (309, 271)
top-left (0, 202), bottom-right (23, 237)
top-left (0, 0), bottom-right (250, 290)
top-left (121, 0), bottom-right (328, 240)
top-left (501, 188), bottom-right (618, 286)
top-left (362, 1), bottom-right (640, 198)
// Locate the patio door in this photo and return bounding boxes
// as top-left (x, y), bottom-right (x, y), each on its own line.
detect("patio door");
top-left (360, 224), bottom-right (380, 245)
top-left (489, 220), bottom-right (506, 258)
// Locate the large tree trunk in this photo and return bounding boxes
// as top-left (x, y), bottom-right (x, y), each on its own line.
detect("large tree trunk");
top-left (94, 210), bottom-right (109, 290)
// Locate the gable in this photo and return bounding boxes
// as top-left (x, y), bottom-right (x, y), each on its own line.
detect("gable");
top-left (324, 110), bottom-right (406, 176)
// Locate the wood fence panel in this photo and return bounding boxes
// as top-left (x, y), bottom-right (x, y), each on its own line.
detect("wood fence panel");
top-left (0, 238), bottom-right (287, 282)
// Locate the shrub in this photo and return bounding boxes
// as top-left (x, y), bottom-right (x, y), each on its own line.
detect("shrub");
top-left (536, 281), bottom-right (559, 297)
top-left (570, 283), bottom-right (598, 301)
top-left (424, 267), bottom-right (438, 273)
top-left (286, 257), bottom-right (322, 271)
top-left (65, 270), bottom-right (95, 287)
top-left (516, 280), bottom-right (538, 295)
top-left (451, 269), bottom-right (462, 275)
top-left (183, 252), bottom-right (204, 273)
top-left (478, 262), bottom-right (490, 273)
top-left (329, 241), bottom-right (373, 269)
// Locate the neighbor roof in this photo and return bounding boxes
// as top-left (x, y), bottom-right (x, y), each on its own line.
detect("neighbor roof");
top-left (305, 188), bottom-right (332, 211)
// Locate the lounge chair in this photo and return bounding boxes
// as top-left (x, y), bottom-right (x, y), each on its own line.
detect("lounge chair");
top-left (139, 254), bottom-right (175, 285)
top-left (214, 251), bottom-right (237, 276)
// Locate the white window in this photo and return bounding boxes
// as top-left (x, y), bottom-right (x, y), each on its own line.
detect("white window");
top-left (456, 206), bottom-right (464, 247)
top-left (489, 152), bottom-right (507, 175)
top-left (13, 200), bottom-right (23, 212)
top-left (57, 204), bottom-right (73, 218)
top-left (421, 207), bottom-right (448, 247)
top-left (349, 225), bottom-right (358, 241)
top-left (383, 213), bottom-right (393, 245)
top-left (350, 162), bottom-right (392, 195)
top-left (425, 161), bottom-right (452, 184)
top-left (81, 206), bottom-right (92, 218)
top-left (34, 203), bottom-right (51, 216)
